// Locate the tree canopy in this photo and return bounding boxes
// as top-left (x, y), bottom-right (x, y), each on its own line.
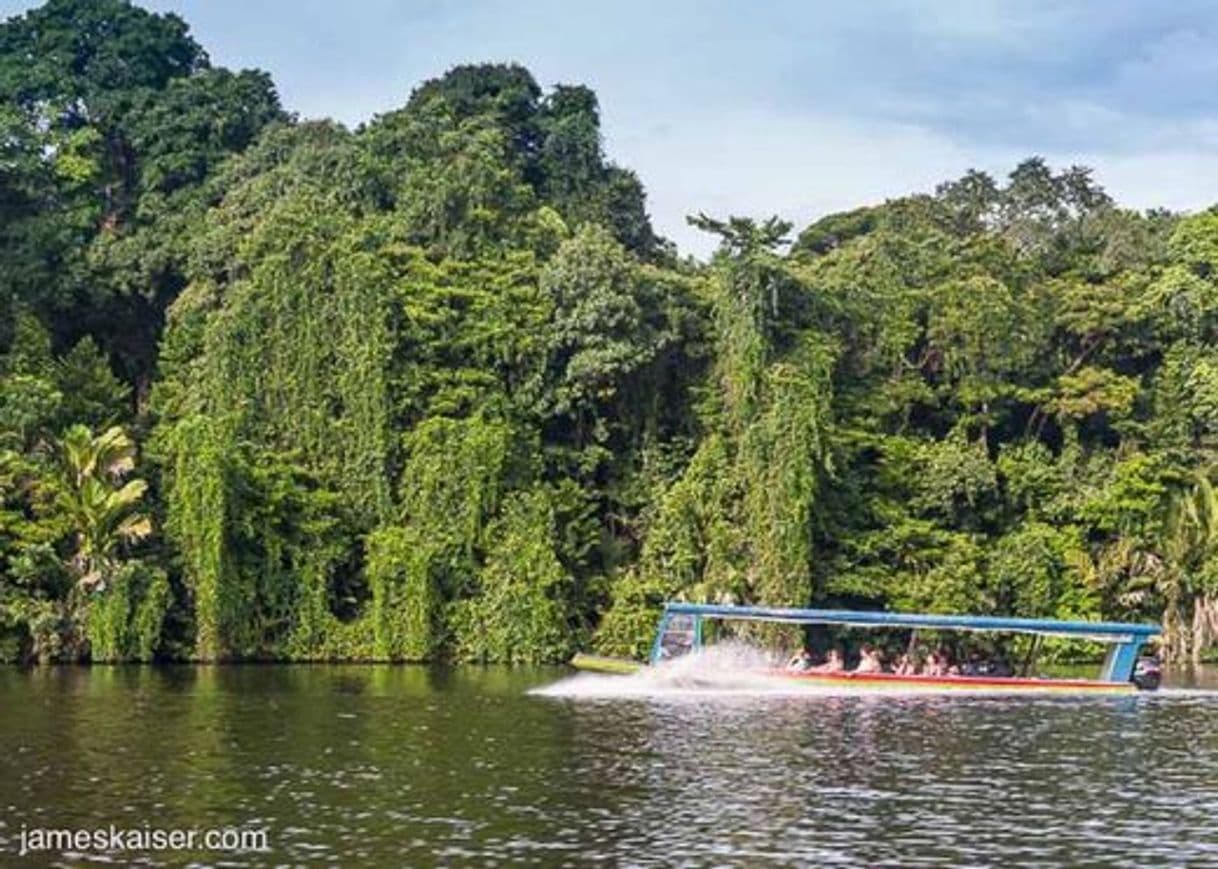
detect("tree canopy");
top-left (3, 0), bottom-right (1218, 666)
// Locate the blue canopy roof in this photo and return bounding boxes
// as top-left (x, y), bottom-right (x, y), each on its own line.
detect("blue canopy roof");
top-left (662, 602), bottom-right (1160, 642)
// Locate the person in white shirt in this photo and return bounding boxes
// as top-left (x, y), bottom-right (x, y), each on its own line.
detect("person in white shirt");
top-left (811, 647), bottom-right (845, 673)
top-left (854, 643), bottom-right (885, 674)
top-left (785, 647), bottom-right (814, 672)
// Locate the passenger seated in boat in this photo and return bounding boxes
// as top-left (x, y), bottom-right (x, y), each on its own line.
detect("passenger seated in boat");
top-left (893, 652), bottom-right (918, 676)
top-left (924, 649), bottom-right (957, 677)
top-left (960, 651), bottom-right (985, 676)
top-left (810, 648), bottom-right (845, 673)
top-left (854, 643), bottom-right (885, 674)
top-left (989, 655), bottom-right (1013, 678)
top-left (785, 647), bottom-right (815, 672)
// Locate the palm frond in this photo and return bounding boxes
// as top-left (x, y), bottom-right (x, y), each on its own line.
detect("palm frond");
top-left (114, 514), bottom-right (153, 543)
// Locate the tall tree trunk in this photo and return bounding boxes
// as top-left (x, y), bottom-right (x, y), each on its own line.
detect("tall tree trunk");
top-left (1163, 590), bottom-right (1189, 665)
top-left (1193, 595), bottom-right (1218, 666)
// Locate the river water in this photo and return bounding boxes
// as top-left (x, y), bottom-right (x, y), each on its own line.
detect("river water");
top-left (1, 661), bottom-right (1217, 866)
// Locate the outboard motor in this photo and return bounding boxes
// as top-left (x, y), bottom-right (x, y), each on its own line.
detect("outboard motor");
top-left (1132, 655), bottom-right (1162, 691)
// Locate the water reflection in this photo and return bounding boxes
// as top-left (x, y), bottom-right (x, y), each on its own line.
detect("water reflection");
top-left (0, 666), bottom-right (1217, 865)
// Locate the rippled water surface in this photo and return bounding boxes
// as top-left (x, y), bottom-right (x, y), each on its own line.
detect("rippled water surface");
top-left (2, 664), bottom-right (1218, 866)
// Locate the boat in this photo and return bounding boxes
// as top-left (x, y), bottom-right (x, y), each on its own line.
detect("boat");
top-left (571, 602), bottom-right (1163, 693)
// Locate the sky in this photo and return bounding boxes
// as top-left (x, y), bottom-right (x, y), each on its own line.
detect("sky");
top-left (4, 0), bottom-right (1218, 257)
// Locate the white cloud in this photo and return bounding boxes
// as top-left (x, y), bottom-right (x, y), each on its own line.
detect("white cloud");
top-left (612, 105), bottom-right (1218, 258)
top-left (1079, 150), bottom-right (1218, 215)
top-left (610, 109), bottom-right (1011, 257)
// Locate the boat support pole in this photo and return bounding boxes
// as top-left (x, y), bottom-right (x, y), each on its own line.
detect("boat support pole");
top-left (649, 610), bottom-right (671, 665)
top-left (1020, 635), bottom-right (1041, 677)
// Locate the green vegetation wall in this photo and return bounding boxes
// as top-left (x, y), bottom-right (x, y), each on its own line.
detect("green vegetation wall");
top-left (145, 62), bottom-right (698, 663)
top-left (6, 0), bottom-right (1218, 664)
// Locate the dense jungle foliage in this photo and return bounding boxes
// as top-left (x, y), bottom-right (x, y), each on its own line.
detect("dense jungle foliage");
top-left (5, 0), bottom-right (1218, 665)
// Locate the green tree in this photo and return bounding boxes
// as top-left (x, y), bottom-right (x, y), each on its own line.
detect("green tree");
top-left (55, 424), bottom-right (151, 590)
top-left (0, 0), bottom-right (281, 402)
top-left (1157, 470), bottom-right (1218, 663)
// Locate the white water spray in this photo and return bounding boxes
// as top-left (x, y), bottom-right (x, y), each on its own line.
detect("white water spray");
top-left (532, 642), bottom-right (820, 699)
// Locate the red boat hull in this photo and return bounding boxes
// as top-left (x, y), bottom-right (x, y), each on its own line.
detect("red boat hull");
top-left (764, 668), bottom-right (1137, 693)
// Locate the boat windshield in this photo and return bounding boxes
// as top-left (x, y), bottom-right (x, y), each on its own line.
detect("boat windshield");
top-left (656, 613), bottom-right (697, 660)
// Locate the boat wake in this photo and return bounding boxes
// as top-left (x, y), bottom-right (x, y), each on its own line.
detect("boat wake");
top-left (530, 643), bottom-right (920, 699)
top-left (1150, 687), bottom-right (1218, 699)
top-left (531, 643), bottom-right (784, 699)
